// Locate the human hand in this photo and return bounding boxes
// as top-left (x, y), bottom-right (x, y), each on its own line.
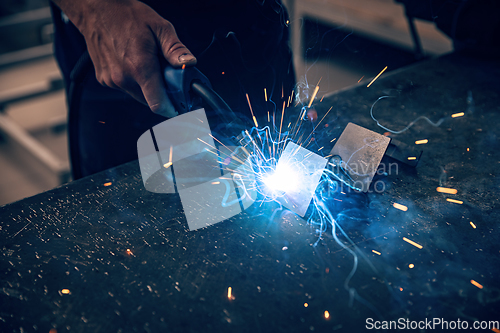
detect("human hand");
top-left (52, 0), bottom-right (197, 117)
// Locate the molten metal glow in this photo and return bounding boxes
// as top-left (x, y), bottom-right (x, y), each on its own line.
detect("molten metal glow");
top-left (263, 163), bottom-right (299, 193)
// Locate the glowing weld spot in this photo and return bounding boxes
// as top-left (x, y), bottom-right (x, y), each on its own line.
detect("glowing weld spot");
top-left (324, 311), bottom-right (330, 319)
top-left (263, 163), bottom-right (299, 193)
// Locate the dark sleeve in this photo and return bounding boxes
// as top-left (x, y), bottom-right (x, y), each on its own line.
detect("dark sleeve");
top-left (395, 0), bottom-right (500, 56)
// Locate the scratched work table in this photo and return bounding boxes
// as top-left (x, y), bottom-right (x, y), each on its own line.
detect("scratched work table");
top-left (1, 52), bottom-right (499, 332)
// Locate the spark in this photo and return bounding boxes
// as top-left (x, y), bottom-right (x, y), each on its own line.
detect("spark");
top-left (318, 146), bottom-right (324, 151)
top-left (98, 121), bottom-right (105, 124)
top-left (467, 147), bottom-right (470, 152)
top-left (357, 75), bottom-right (365, 83)
top-left (403, 237), bottom-right (423, 249)
top-left (330, 138), bottom-right (336, 143)
top-left (308, 85), bottom-right (320, 108)
top-left (407, 157), bottom-right (417, 160)
top-left (393, 203), bottom-right (408, 211)
top-left (227, 287), bottom-right (233, 300)
top-left (181, 64), bottom-right (186, 70)
top-left (211, 181), bottom-right (220, 185)
top-left (451, 112), bottom-right (464, 118)
top-left (446, 198), bottom-right (463, 204)
top-left (61, 289), bottom-right (70, 295)
top-left (304, 303), bottom-right (309, 307)
top-left (264, 88), bottom-right (268, 102)
top-left (126, 249), bottom-right (133, 255)
top-left (415, 139), bottom-right (428, 145)
top-left (324, 311), bottom-right (330, 319)
top-left (470, 222), bottom-right (476, 229)
top-left (366, 66), bottom-right (388, 87)
top-left (470, 280), bottom-right (483, 289)
top-left (241, 146), bottom-right (250, 156)
top-left (372, 250), bottom-right (381, 255)
top-left (104, 182), bottom-right (112, 187)
top-left (246, 93), bottom-right (259, 127)
top-left (399, 288), bottom-right (403, 291)
top-left (320, 95), bottom-right (325, 102)
top-left (300, 106), bottom-right (334, 147)
top-left (278, 101), bottom-right (286, 149)
top-left (409, 264), bottom-right (414, 268)
top-left (437, 187), bottom-right (458, 194)
top-left (163, 162), bottom-right (172, 169)
top-left (197, 137), bottom-right (217, 150)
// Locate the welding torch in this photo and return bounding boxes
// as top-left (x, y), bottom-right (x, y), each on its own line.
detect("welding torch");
top-left (162, 64), bottom-right (248, 141)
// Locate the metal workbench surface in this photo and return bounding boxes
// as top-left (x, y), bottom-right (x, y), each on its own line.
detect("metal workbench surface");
top-left (1, 52), bottom-right (499, 332)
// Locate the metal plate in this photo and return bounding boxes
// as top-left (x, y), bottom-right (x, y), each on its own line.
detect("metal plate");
top-left (328, 122), bottom-right (390, 192)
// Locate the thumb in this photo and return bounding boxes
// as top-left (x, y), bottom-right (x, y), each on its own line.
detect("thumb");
top-left (154, 20), bottom-right (197, 68)
top-left (139, 58), bottom-right (178, 118)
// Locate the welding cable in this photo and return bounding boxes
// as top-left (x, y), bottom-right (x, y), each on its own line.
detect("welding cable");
top-left (67, 51), bottom-right (93, 180)
top-left (190, 81), bottom-right (239, 126)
